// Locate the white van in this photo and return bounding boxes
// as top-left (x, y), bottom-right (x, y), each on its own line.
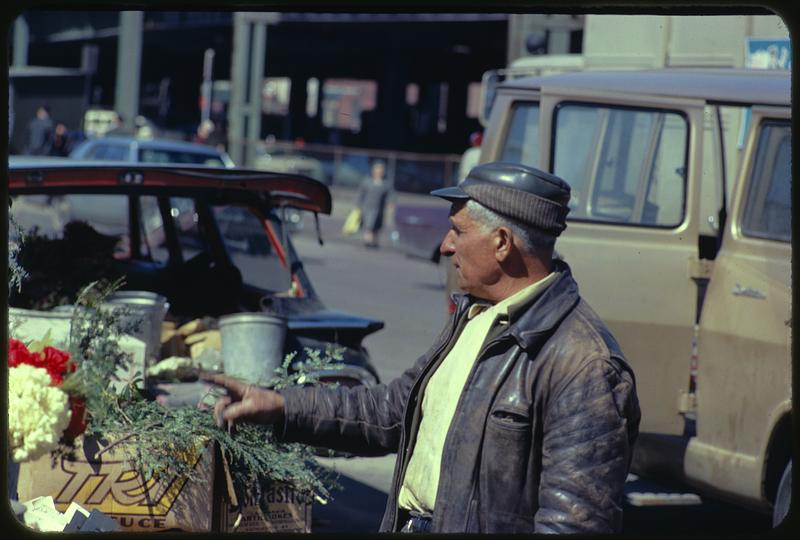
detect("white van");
top-left (473, 67), bottom-right (791, 525)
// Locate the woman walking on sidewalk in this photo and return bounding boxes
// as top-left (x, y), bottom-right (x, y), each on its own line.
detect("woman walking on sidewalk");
top-left (357, 160), bottom-right (392, 248)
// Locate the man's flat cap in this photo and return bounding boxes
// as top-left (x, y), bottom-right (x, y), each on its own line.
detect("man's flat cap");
top-left (431, 162), bottom-right (571, 236)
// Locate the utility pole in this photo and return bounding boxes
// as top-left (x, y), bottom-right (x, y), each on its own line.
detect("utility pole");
top-left (115, 11), bottom-right (143, 133)
top-left (228, 12), bottom-right (279, 167)
top-left (200, 48), bottom-right (215, 124)
top-left (10, 14), bottom-right (29, 140)
top-left (13, 14), bottom-right (29, 67)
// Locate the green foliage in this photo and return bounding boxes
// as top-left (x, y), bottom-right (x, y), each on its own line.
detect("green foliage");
top-left (7, 214), bottom-right (28, 296)
top-left (59, 278), bottom-right (140, 410)
top-left (263, 345), bottom-right (345, 389)
top-left (60, 281), bottom-right (343, 505)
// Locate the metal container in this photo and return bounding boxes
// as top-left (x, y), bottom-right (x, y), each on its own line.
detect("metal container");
top-left (219, 312), bottom-right (288, 385)
top-left (104, 291), bottom-right (169, 363)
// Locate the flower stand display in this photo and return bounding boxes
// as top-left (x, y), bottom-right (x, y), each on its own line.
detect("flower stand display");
top-left (7, 286), bottom-right (330, 533)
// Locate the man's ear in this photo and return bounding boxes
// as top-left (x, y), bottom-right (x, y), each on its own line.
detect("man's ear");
top-left (494, 227), bottom-right (513, 262)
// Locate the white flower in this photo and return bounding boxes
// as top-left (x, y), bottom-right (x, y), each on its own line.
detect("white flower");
top-left (8, 364), bottom-right (72, 463)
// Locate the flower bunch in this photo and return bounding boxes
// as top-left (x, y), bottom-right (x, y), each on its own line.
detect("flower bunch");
top-left (8, 364), bottom-right (72, 462)
top-left (7, 338), bottom-right (84, 462)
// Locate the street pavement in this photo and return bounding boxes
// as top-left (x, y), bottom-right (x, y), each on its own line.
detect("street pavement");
top-left (289, 189), bottom-right (774, 535)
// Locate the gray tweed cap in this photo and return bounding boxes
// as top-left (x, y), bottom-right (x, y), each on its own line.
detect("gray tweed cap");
top-left (430, 162), bottom-right (571, 236)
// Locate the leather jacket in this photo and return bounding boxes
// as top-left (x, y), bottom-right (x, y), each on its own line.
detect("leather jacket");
top-left (278, 260), bottom-right (641, 533)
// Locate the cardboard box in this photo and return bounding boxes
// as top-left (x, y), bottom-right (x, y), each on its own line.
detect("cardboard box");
top-left (160, 328), bottom-right (189, 359)
top-left (220, 481), bottom-right (312, 533)
top-left (17, 435), bottom-right (215, 532)
top-left (216, 441), bottom-right (312, 533)
top-left (17, 435), bottom-right (312, 533)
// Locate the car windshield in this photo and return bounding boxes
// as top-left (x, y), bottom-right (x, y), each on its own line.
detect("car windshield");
top-left (138, 148), bottom-right (226, 167)
top-left (209, 204), bottom-right (293, 293)
top-left (135, 196), bottom-right (294, 294)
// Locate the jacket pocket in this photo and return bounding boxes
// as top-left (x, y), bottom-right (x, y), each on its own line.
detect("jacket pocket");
top-left (488, 406), bottom-right (532, 431)
top-left (481, 405), bottom-right (535, 523)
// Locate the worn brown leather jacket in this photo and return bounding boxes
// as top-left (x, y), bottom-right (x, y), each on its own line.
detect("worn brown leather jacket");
top-left (277, 260), bottom-right (641, 533)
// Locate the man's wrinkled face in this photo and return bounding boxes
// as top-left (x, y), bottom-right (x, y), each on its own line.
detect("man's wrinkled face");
top-left (439, 201), bottom-right (500, 300)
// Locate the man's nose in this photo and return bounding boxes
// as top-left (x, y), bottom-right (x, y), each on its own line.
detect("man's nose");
top-left (439, 229), bottom-right (455, 257)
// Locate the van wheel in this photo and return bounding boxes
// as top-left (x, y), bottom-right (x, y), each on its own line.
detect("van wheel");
top-left (773, 460), bottom-right (792, 527)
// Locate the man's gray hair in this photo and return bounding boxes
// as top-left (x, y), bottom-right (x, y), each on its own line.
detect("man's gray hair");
top-left (465, 199), bottom-right (556, 255)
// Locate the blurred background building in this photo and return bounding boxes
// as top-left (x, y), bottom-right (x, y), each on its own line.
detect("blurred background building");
top-left (8, 11), bottom-right (789, 192)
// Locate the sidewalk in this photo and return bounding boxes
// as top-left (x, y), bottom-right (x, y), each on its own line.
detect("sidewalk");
top-left (328, 185), bottom-right (449, 219)
top-left (299, 186), bottom-right (443, 250)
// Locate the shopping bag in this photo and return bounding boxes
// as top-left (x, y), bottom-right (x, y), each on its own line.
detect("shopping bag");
top-left (342, 208), bottom-right (362, 235)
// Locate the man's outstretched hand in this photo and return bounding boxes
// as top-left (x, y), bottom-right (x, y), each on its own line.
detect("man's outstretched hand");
top-left (201, 372), bottom-right (286, 428)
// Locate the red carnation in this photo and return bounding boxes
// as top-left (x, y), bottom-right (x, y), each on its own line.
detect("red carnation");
top-left (7, 338), bottom-right (75, 385)
top-left (8, 338), bottom-right (35, 368)
top-left (41, 346), bottom-right (76, 385)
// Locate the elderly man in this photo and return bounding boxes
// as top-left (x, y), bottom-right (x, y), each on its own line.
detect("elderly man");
top-left (206, 162), bottom-right (641, 534)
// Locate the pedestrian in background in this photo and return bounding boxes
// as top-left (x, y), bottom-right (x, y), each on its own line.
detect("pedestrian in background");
top-left (50, 123), bottom-right (74, 157)
top-left (25, 105), bottom-right (54, 156)
top-left (105, 111), bottom-right (134, 137)
top-left (457, 131), bottom-right (483, 182)
top-left (193, 119), bottom-right (226, 152)
top-left (204, 161), bottom-right (641, 533)
top-left (356, 159), bottom-right (392, 248)
top-left (193, 119), bottom-right (215, 145)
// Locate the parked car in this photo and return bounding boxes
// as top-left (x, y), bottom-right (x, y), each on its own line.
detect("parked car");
top-left (67, 135), bottom-right (311, 233)
top-left (468, 68), bottom-right (791, 524)
top-left (70, 135), bottom-right (236, 168)
top-left (8, 159), bottom-right (383, 391)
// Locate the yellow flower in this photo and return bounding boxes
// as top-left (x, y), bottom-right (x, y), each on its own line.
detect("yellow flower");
top-left (8, 364), bottom-right (72, 462)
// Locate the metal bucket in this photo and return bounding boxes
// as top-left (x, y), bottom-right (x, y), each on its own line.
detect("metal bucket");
top-left (103, 291), bottom-right (169, 363)
top-left (219, 312), bottom-right (288, 385)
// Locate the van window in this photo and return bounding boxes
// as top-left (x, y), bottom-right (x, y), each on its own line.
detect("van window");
top-left (553, 103), bottom-right (688, 227)
top-left (740, 122), bottom-right (791, 243)
top-left (499, 103), bottom-right (540, 167)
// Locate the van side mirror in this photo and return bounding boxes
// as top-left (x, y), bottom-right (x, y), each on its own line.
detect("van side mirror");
top-left (478, 70), bottom-right (502, 127)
